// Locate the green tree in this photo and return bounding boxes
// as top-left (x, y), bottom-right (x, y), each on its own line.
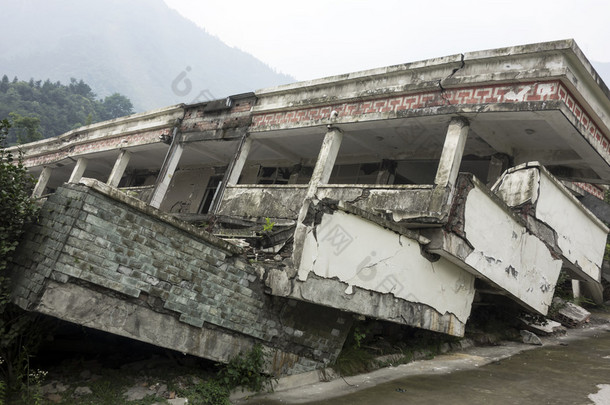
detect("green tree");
top-left (0, 76), bottom-right (134, 144)
top-left (8, 113), bottom-right (41, 144)
top-left (0, 77), bottom-right (8, 94)
top-left (0, 118), bottom-right (43, 400)
top-left (102, 93), bottom-right (134, 120)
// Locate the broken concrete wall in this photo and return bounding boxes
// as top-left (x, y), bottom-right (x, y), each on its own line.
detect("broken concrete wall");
top-left (180, 95), bottom-right (254, 142)
top-left (493, 163), bottom-right (608, 284)
top-left (218, 185), bottom-right (308, 220)
top-left (264, 203), bottom-right (475, 337)
top-left (315, 185), bottom-right (436, 223)
top-left (10, 180), bottom-right (352, 375)
top-left (426, 174), bottom-right (564, 315)
top-left (158, 167), bottom-right (214, 214)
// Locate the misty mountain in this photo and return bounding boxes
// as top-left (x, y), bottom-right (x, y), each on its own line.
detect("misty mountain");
top-left (0, 0), bottom-right (294, 112)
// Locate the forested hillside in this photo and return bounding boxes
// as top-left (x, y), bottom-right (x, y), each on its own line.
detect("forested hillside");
top-left (0, 75), bottom-right (134, 145)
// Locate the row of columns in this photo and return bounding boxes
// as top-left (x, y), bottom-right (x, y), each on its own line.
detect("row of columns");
top-left (31, 118), bottom-right (472, 223)
top-left (31, 150), bottom-right (132, 198)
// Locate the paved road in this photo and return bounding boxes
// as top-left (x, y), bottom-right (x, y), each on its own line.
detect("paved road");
top-left (241, 322), bottom-right (610, 405)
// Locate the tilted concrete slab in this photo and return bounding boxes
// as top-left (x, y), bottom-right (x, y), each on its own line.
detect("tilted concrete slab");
top-left (425, 174), bottom-right (564, 315)
top-left (493, 163), bottom-right (608, 304)
top-left (10, 180), bottom-right (352, 375)
top-left (264, 204), bottom-right (475, 337)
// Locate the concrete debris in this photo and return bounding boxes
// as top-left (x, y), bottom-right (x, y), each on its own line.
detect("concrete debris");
top-left (46, 393), bottom-right (62, 403)
top-left (41, 381), bottom-right (69, 394)
top-left (73, 386), bottom-right (93, 396)
top-left (520, 330), bottom-right (543, 345)
top-left (124, 385), bottom-right (152, 401)
top-left (551, 297), bottom-right (591, 328)
top-left (519, 317), bottom-right (566, 336)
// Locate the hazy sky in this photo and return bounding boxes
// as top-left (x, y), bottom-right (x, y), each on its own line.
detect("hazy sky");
top-left (163, 0), bottom-right (610, 81)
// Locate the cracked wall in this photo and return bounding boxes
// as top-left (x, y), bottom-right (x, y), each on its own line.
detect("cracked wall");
top-left (10, 180), bottom-right (352, 375)
top-left (463, 183), bottom-right (563, 314)
top-left (493, 164), bottom-right (607, 284)
top-left (265, 205), bottom-right (476, 337)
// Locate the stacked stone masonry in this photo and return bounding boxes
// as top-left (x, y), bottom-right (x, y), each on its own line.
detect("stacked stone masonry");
top-left (11, 182), bottom-right (352, 375)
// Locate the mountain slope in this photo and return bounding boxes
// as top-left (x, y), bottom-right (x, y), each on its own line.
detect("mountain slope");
top-left (0, 0), bottom-right (294, 111)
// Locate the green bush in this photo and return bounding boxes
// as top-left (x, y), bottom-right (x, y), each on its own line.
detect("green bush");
top-left (187, 380), bottom-right (231, 405)
top-left (0, 118), bottom-right (44, 403)
top-left (218, 343), bottom-right (273, 393)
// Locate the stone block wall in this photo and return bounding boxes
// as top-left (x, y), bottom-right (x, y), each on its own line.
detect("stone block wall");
top-left (10, 180), bottom-right (351, 375)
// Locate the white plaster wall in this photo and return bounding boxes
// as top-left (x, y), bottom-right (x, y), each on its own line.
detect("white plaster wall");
top-left (464, 186), bottom-right (563, 314)
top-left (298, 211), bottom-right (475, 323)
top-left (536, 173), bottom-right (606, 282)
top-left (493, 167), bottom-right (540, 207)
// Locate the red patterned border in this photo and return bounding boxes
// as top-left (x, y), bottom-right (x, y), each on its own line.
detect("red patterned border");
top-left (24, 129), bottom-right (169, 168)
top-left (556, 84), bottom-right (609, 154)
top-left (252, 80), bottom-right (610, 158)
top-left (573, 182), bottom-right (605, 200)
top-left (252, 81), bottom-right (563, 127)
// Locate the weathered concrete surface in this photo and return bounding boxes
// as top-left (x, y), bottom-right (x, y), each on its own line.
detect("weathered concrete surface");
top-left (264, 202), bottom-right (475, 336)
top-left (10, 180), bottom-right (352, 375)
top-left (493, 163), bottom-right (608, 286)
top-left (426, 174), bottom-right (563, 315)
top-left (315, 185), bottom-right (436, 224)
top-left (16, 105), bottom-right (184, 169)
top-left (218, 185), bottom-right (307, 220)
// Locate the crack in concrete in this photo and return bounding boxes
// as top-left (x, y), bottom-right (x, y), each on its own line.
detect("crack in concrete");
top-left (438, 53), bottom-right (465, 105)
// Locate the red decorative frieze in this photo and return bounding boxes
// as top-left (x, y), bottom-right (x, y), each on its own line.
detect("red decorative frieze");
top-left (556, 84), bottom-right (609, 156)
top-left (24, 129), bottom-right (168, 168)
top-left (252, 81), bottom-right (563, 128)
top-left (573, 182), bottom-right (605, 200)
top-left (252, 80), bottom-right (610, 158)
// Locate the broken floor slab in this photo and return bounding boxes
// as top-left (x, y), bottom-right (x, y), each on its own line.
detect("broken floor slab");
top-left (425, 174), bottom-right (563, 315)
top-left (493, 163), bottom-right (608, 290)
top-left (264, 203), bottom-right (476, 337)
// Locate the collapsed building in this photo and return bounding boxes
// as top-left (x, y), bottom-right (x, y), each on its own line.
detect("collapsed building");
top-left (8, 39), bottom-right (610, 375)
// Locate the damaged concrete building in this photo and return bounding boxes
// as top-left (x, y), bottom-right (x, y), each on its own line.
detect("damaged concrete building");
top-left (8, 39), bottom-right (610, 374)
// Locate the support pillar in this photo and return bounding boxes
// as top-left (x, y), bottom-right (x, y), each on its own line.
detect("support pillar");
top-left (226, 136), bottom-right (252, 186)
top-left (303, 128), bottom-right (343, 200)
top-left (32, 166), bottom-right (52, 198)
top-left (293, 127), bottom-right (343, 267)
top-left (107, 150), bottom-right (131, 188)
top-left (429, 117), bottom-right (469, 214)
top-left (150, 132), bottom-right (184, 209)
top-left (68, 158), bottom-right (88, 183)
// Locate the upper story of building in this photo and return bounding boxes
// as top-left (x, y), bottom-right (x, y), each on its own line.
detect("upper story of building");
top-left (8, 39), bottom-right (610, 338)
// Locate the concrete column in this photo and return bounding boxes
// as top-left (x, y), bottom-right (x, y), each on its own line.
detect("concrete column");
top-left (150, 141), bottom-right (184, 209)
top-left (428, 117), bottom-right (469, 215)
top-left (226, 136), bottom-right (252, 186)
top-left (107, 150), bottom-right (131, 188)
top-left (304, 128), bottom-right (343, 200)
top-left (434, 117), bottom-right (469, 190)
top-left (68, 157), bottom-right (88, 183)
top-left (32, 166), bottom-right (52, 198)
top-left (293, 128), bottom-right (344, 268)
